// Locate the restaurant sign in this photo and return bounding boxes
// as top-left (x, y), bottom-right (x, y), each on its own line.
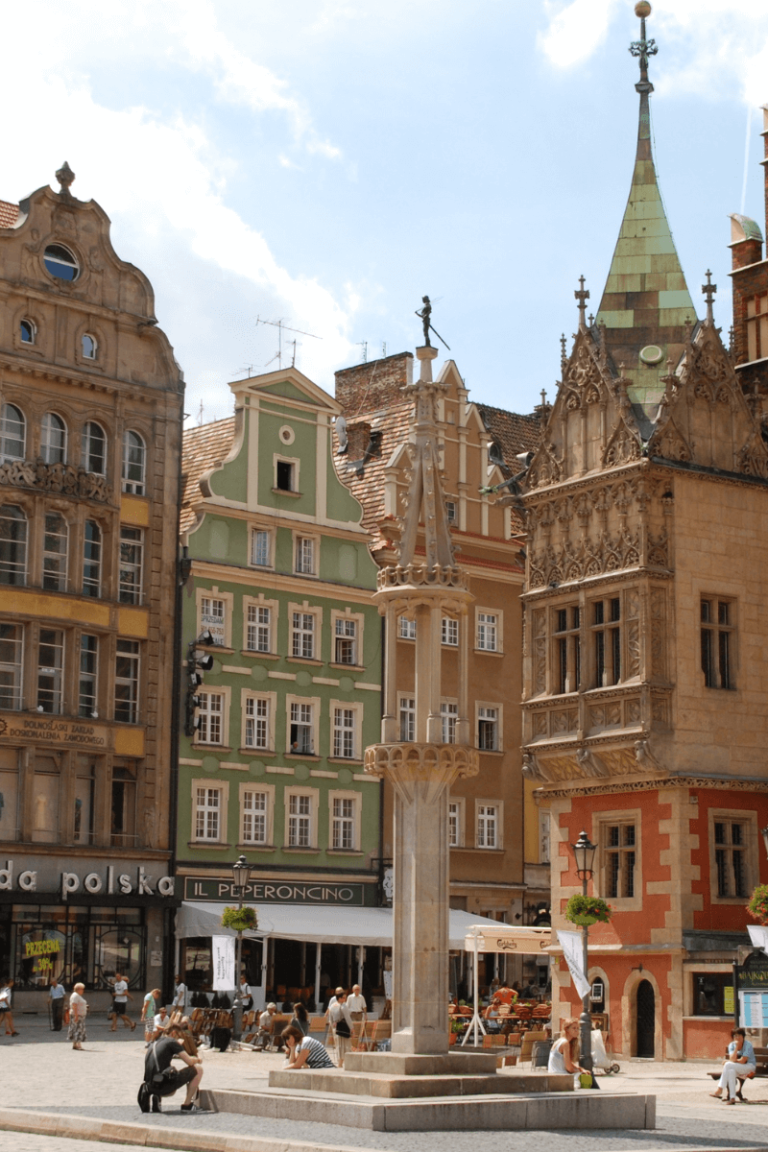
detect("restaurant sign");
top-left (185, 877), bottom-right (364, 905)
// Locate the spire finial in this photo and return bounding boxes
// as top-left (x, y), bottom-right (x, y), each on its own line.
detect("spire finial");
top-left (575, 275), bottom-right (590, 331)
top-left (560, 333), bottom-right (567, 373)
top-left (56, 161), bottom-right (75, 197)
top-left (702, 270), bottom-right (717, 325)
top-left (629, 3), bottom-right (657, 93)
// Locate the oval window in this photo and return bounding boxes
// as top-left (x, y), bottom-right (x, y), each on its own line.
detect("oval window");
top-left (43, 244), bottom-right (79, 282)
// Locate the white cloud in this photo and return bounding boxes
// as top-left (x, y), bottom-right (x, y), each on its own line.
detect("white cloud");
top-left (537, 0), bottom-right (619, 70)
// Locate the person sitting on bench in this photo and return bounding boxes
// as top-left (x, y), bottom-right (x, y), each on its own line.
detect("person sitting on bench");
top-left (710, 1028), bottom-right (756, 1104)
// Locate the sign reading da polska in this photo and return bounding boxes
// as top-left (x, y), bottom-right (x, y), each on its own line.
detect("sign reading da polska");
top-left (0, 860), bottom-right (175, 899)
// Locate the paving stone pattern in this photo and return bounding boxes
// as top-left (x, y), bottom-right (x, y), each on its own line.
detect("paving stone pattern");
top-left (3, 1020), bottom-right (768, 1152)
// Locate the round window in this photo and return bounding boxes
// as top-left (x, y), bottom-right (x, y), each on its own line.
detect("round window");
top-left (43, 244), bottom-right (79, 282)
top-left (279, 425), bottom-right (295, 445)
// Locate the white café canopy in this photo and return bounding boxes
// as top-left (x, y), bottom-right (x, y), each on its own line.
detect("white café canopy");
top-left (176, 901), bottom-right (506, 950)
top-left (463, 925), bottom-right (552, 954)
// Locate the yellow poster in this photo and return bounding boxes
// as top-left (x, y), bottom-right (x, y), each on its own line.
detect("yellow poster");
top-left (723, 986), bottom-right (734, 1015)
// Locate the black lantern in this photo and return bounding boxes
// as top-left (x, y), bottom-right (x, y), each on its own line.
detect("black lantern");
top-left (232, 854), bottom-right (251, 896)
top-left (571, 830), bottom-right (597, 881)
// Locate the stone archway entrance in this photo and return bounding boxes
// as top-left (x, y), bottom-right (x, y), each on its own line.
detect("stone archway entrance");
top-left (635, 979), bottom-right (655, 1058)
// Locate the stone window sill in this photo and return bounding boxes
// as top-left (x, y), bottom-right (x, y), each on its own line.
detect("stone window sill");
top-left (272, 487), bottom-right (302, 498)
top-left (327, 758), bottom-right (364, 766)
top-left (286, 657), bottom-right (323, 667)
top-left (329, 663), bottom-right (366, 673)
top-left (241, 650), bottom-right (279, 660)
top-left (187, 841), bottom-right (233, 850)
top-left (474, 648), bottom-right (503, 657)
top-left (283, 847), bottom-right (320, 854)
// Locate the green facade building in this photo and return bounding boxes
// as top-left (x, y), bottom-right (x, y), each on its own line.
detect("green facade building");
top-left (175, 367), bottom-right (382, 1007)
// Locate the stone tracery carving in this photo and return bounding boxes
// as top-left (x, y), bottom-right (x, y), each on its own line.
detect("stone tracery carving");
top-left (0, 458), bottom-right (111, 502)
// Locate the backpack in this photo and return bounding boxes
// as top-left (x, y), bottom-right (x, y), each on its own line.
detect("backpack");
top-left (137, 1082), bottom-right (151, 1113)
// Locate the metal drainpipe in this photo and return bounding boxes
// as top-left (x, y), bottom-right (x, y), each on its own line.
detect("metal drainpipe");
top-left (167, 414), bottom-right (187, 1003)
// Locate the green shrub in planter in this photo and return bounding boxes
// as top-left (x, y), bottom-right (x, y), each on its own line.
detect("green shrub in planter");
top-left (221, 905), bottom-right (258, 933)
top-left (565, 894), bottom-right (612, 927)
top-left (747, 884), bottom-right (768, 925)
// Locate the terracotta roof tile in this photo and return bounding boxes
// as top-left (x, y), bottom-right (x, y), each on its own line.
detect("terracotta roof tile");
top-left (0, 200), bottom-right (19, 229)
top-left (333, 401), bottom-right (413, 550)
top-left (476, 404), bottom-right (543, 463)
top-left (180, 416), bottom-right (236, 534)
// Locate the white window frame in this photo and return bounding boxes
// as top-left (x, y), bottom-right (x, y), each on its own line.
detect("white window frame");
top-left (243, 595), bottom-right (278, 655)
top-left (195, 586), bottom-right (234, 649)
top-left (82, 520), bottom-right (102, 598)
top-left (294, 533), bottom-right (318, 576)
top-left (81, 422), bottom-right (107, 476)
top-left (0, 504), bottom-right (27, 586)
top-left (250, 527), bottom-right (274, 569)
top-left (285, 693), bottom-right (320, 756)
top-left (192, 778), bottom-right (229, 844)
top-left (330, 699), bottom-right (363, 761)
top-left (709, 808), bottom-right (757, 906)
top-left (476, 701), bottom-right (502, 752)
top-left (241, 689), bottom-right (276, 752)
top-left (37, 628), bottom-right (64, 714)
top-left (0, 621), bottom-right (23, 710)
top-left (399, 694), bottom-right (416, 743)
top-left (78, 633), bottom-right (99, 719)
top-left (119, 526), bottom-right (144, 606)
top-left (441, 617), bottom-right (459, 646)
top-left (440, 699), bottom-right (458, 744)
top-left (20, 318), bottom-right (36, 345)
top-left (274, 453), bottom-right (300, 494)
top-left (398, 616), bottom-right (416, 640)
top-left (284, 785), bottom-right (319, 849)
top-left (331, 608), bottom-right (364, 668)
top-left (114, 639), bottom-right (140, 724)
top-left (42, 512), bottom-right (69, 592)
top-left (82, 333), bottom-right (97, 360)
top-left (194, 688), bottom-right (230, 746)
top-left (288, 601), bottom-right (322, 662)
top-left (594, 808), bottom-right (642, 913)
top-left (476, 608), bottom-right (502, 653)
top-left (445, 499), bottom-right (457, 525)
top-left (40, 412), bottom-right (67, 465)
top-left (476, 801), bottom-right (502, 850)
top-left (122, 430), bottom-right (146, 495)
top-left (328, 789), bottom-right (361, 852)
top-left (448, 797), bottom-right (465, 848)
top-left (239, 782), bottom-right (274, 847)
top-left (0, 403), bottom-right (26, 463)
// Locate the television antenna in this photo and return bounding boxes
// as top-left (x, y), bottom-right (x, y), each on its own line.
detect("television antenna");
top-left (256, 317), bottom-right (321, 368)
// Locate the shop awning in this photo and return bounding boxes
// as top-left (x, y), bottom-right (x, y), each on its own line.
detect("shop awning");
top-left (463, 925), bottom-right (551, 954)
top-left (176, 901), bottom-right (506, 950)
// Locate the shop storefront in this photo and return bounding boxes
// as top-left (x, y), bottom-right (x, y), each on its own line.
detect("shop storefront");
top-left (0, 856), bottom-right (178, 1011)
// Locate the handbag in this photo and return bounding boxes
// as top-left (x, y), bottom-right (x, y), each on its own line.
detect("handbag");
top-left (335, 1018), bottom-right (351, 1038)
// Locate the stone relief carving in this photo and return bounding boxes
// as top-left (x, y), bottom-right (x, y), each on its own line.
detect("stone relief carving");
top-left (528, 526), bottom-right (660, 589)
top-left (0, 458), bottom-right (111, 502)
top-left (650, 587), bottom-right (666, 679)
top-left (526, 442), bottom-right (564, 490)
top-left (603, 425), bottom-right (641, 468)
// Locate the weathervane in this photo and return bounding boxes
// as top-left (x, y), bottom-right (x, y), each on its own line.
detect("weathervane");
top-left (629, 2), bottom-right (657, 93)
top-left (415, 296), bottom-right (451, 350)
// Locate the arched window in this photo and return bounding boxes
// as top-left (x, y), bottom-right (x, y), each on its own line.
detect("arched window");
top-left (83, 520), bottom-right (102, 597)
top-left (20, 319), bottom-right (36, 344)
top-left (43, 244), bottom-right (79, 282)
top-left (43, 512), bottom-right (68, 591)
top-left (0, 404), bottom-right (25, 462)
top-left (0, 505), bottom-right (27, 585)
top-left (122, 430), bottom-right (146, 495)
top-left (82, 333), bottom-right (97, 360)
top-left (41, 413), bottom-right (67, 465)
top-left (81, 422), bottom-right (107, 476)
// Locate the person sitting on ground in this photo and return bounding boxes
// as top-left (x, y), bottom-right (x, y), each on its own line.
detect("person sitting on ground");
top-left (289, 1002), bottom-right (310, 1036)
top-left (144, 1023), bottom-right (204, 1113)
top-left (255, 1002), bottom-right (282, 1051)
top-left (282, 1023), bottom-right (334, 1069)
top-left (152, 1005), bottom-right (171, 1039)
top-left (710, 1028), bottom-right (757, 1104)
top-left (548, 1018), bottom-right (589, 1080)
top-left (0, 978), bottom-right (19, 1036)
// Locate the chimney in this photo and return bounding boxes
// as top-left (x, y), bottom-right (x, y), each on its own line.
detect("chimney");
top-left (335, 351), bottom-right (413, 417)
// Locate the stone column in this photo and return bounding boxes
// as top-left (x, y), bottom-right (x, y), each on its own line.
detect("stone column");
top-left (382, 601), bottom-right (399, 743)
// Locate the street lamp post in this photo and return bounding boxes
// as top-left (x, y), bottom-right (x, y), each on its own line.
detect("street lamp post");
top-left (570, 830), bottom-right (598, 1075)
top-left (231, 854), bottom-right (251, 1040)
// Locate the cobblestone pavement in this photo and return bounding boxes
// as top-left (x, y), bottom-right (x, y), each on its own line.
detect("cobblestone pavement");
top-left (3, 1018), bottom-right (768, 1152)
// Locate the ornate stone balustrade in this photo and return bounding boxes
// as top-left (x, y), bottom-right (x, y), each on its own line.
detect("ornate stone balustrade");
top-left (377, 563), bottom-right (469, 591)
top-left (365, 741), bottom-right (479, 803)
top-left (0, 458), bottom-right (111, 502)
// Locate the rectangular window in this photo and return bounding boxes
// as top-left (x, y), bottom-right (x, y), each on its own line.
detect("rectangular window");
top-left (244, 697), bottom-right (269, 750)
top-left (195, 786), bottom-right (221, 841)
top-left (114, 639), bottom-right (140, 723)
top-left (82, 521), bottom-right (102, 597)
top-left (334, 617), bottom-right (357, 665)
top-left (701, 599), bottom-right (735, 690)
top-left (591, 597), bottom-right (620, 688)
top-left (333, 707), bottom-right (356, 758)
top-left (605, 823), bottom-right (636, 898)
top-left (119, 527), bottom-right (143, 605)
top-left (288, 793), bottom-right (312, 847)
top-left (400, 697), bottom-right (415, 742)
top-left (42, 513), bottom-right (68, 591)
top-left (295, 536), bottom-right (315, 575)
top-left (446, 500), bottom-right (457, 524)
top-left (38, 628), bottom-right (64, 714)
top-left (441, 701), bottom-right (458, 744)
top-left (554, 605), bottom-right (581, 694)
top-left (200, 596), bottom-right (227, 647)
top-left (242, 789), bottom-right (268, 845)
top-left (448, 801), bottom-right (460, 847)
top-left (332, 797), bottom-right (356, 849)
top-left (251, 529), bottom-right (271, 567)
top-left (476, 612), bottom-right (498, 652)
top-left (715, 820), bottom-right (747, 898)
top-left (0, 622), bottom-right (23, 710)
top-left (746, 292), bottom-right (768, 363)
top-left (692, 972), bottom-right (733, 1017)
top-left (292, 612), bottom-right (315, 660)
top-left (441, 617), bottom-right (458, 646)
top-left (290, 702), bottom-right (314, 754)
top-left (246, 605), bottom-right (271, 653)
top-left (399, 616), bottom-right (416, 640)
top-left (111, 764), bottom-right (136, 846)
top-left (79, 634), bottom-right (98, 719)
top-left (477, 804), bottom-right (498, 849)
top-left (478, 706), bottom-right (498, 751)
top-left (198, 692), bottom-right (223, 744)
top-left (276, 460), bottom-right (295, 492)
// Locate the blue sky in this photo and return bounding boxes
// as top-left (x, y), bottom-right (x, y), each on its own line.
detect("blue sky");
top-left (4, 0), bottom-right (768, 424)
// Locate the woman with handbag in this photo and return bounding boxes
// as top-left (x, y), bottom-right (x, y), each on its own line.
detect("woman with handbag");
top-left (329, 990), bottom-right (353, 1068)
top-left (68, 983), bottom-right (88, 1050)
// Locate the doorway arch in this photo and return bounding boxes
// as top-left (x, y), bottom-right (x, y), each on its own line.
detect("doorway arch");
top-left (636, 979), bottom-right (655, 1058)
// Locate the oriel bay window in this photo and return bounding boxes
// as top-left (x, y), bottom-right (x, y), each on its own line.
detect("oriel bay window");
top-left (0, 623), bottom-right (23, 710)
top-left (554, 605), bottom-right (580, 694)
top-left (114, 640), bottom-right (140, 723)
top-left (592, 596), bottom-right (621, 687)
top-left (701, 598), bottom-right (735, 690)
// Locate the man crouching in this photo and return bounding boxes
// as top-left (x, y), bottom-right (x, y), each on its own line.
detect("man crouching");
top-left (145, 1023), bottom-right (204, 1112)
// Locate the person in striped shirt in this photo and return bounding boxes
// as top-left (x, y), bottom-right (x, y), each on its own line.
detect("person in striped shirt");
top-left (281, 1024), bottom-right (335, 1069)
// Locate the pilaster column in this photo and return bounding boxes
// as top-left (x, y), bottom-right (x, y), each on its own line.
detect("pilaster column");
top-left (382, 602), bottom-right (399, 743)
top-left (456, 606), bottom-right (470, 746)
top-left (426, 602), bottom-right (443, 743)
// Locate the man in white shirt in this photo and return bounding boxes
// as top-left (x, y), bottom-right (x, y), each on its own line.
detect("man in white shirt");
top-left (110, 972), bottom-right (136, 1031)
top-left (171, 975), bottom-right (187, 1015)
top-left (49, 977), bottom-right (66, 1031)
top-left (347, 984), bottom-right (366, 1024)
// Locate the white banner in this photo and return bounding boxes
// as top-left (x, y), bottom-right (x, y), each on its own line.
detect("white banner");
top-left (211, 935), bottom-right (236, 991)
top-left (748, 924), bottom-right (768, 957)
top-left (557, 929), bottom-right (591, 1001)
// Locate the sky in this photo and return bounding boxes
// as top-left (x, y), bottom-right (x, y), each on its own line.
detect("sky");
top-left (3, 0), bottom-right (768, 425)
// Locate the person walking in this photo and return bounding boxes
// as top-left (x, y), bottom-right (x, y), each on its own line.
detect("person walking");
top-left (68, 983), bottom-right (88, 1050)
top-left (329, 990), bottom-right (353, 1068)
top-left (110, 972), bottom-right (136, 1031)
top-left (171, 974), bottom-right (187, 1018)
top-left (49, 977), bottom-right (66, 1032)
top-left (141, 988), bottom-right (162, 1044)
top-left (0, 977), bottom-right (19, 1036)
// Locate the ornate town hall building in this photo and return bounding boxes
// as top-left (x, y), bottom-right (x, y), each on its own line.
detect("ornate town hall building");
top-left (519, 11), bottom-right (768, 1059)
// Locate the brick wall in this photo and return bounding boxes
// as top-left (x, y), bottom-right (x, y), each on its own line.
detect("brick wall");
top-left (335, 351), bottom-right (413, 417)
